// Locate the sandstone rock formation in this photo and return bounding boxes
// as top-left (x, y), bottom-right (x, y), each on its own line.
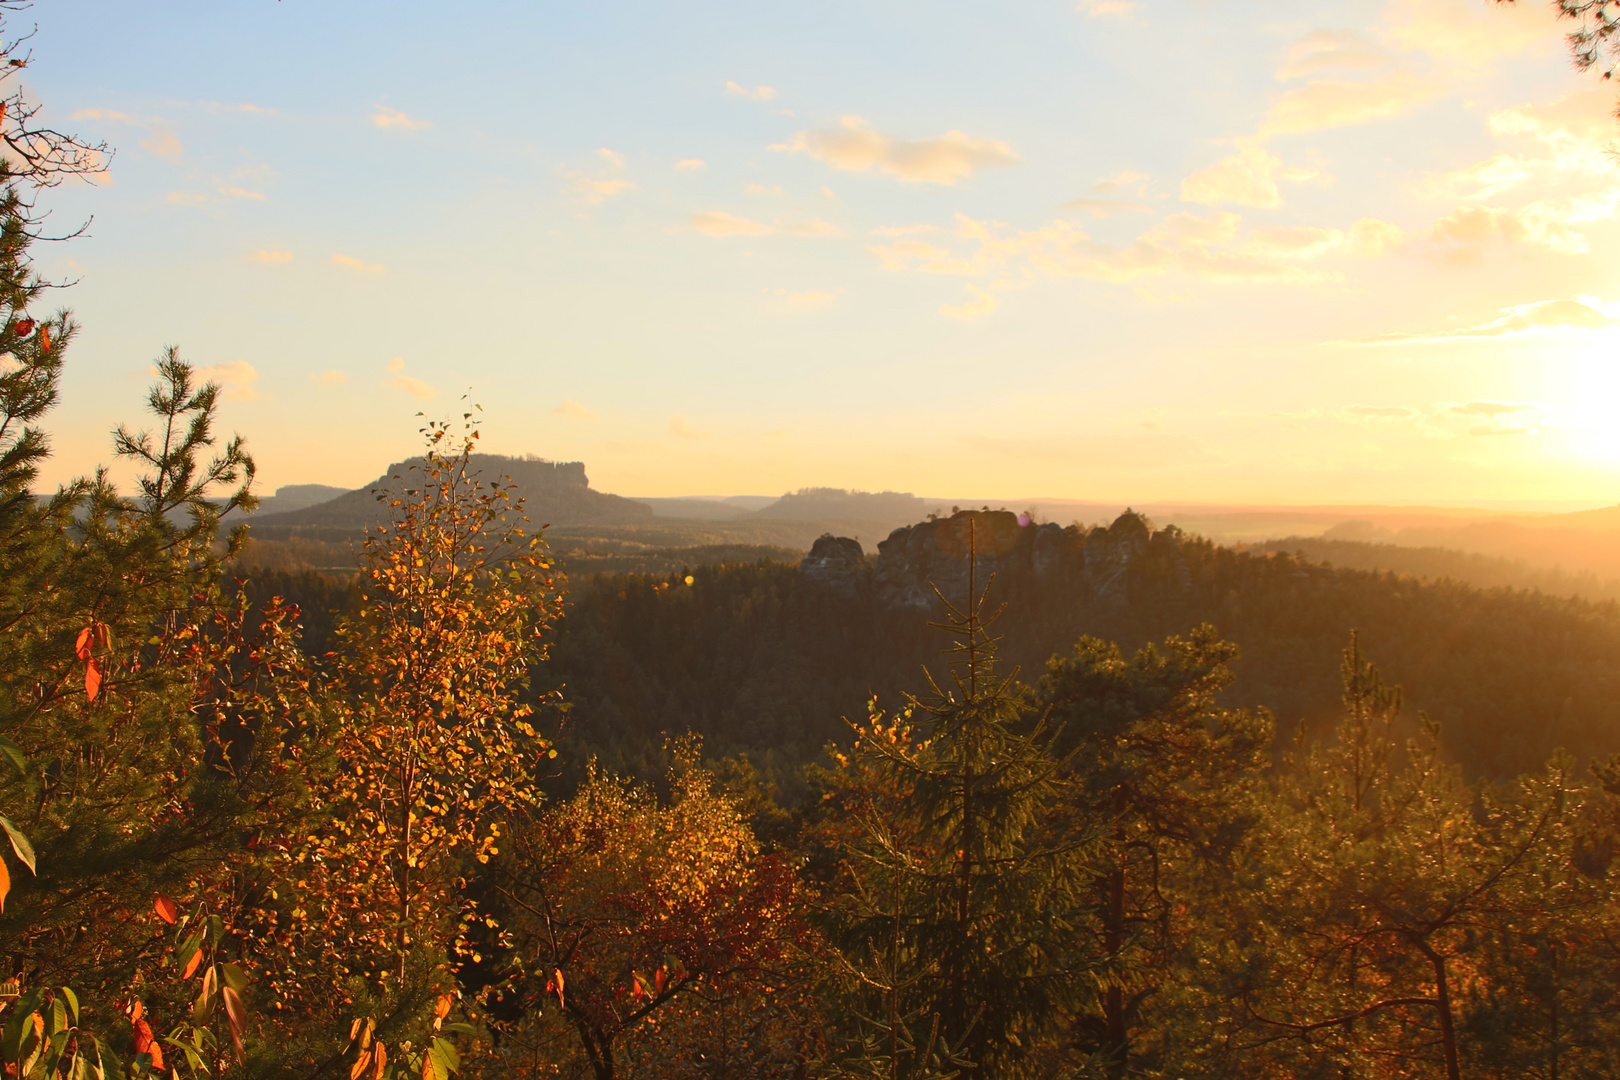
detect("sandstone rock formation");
top-left (803, 507), bottom-right (1192, 613)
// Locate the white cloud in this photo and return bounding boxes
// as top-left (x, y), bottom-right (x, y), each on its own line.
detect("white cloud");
top-left (670, 415), bottom-right (708, 439)
top-left (553, 399), bottom-right (599, 420)
top-left (775, 116), bottom-right (1019, 185)
top-left (196, 360), bottom-right (260, 401)
top-left (311, 369), bottom-right (347, 387)
top-left (691, 211), bottom-right (775, 237)
top-left (371, 105), bottom-right (430, 130)
top-left (675, 158), bottom-right (706, 170)
top-left (597, 147), bottom-right (625, 168)
top-left (940, 285), bottom-right (999, 320)
top-left (332, 253), bottom-right (384, 274)
top-left (725, 81), bottom-right (776, 102)
top-left (1260, 72), bottom-right (1437, 136)
top-left (249, 249), bottom-right (293, 263)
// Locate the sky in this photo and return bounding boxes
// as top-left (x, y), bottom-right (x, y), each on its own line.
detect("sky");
top-left (22, 0), bottom-right (1620, 507)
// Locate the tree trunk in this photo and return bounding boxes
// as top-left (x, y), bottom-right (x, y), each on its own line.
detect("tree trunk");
top-left (1417, 940), bottom-right (1462, 1080)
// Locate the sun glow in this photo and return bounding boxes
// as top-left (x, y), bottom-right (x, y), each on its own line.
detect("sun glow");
top-left (1560, 328), bottom-right (1620, 464)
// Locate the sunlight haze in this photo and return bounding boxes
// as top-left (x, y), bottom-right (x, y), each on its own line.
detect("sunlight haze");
top-left (29, 0), bottom-right (1620, 507)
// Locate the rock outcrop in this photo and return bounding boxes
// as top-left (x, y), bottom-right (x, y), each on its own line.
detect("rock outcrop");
top-left (803, 507), bottom-right (1192, 613)
top-left (799, 534), bottom-right (866, 597)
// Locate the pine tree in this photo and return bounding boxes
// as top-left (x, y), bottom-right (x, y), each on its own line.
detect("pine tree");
top-left (820, 513), bottom-right (1095, 1079)
top-left (1035, 625), bottom-right (1272, 1077)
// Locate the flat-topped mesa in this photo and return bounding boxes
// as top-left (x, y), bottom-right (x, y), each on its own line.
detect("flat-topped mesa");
top-left (251, 454), bottom-right (650, 532)
top-left (801, 507), bottom-right (1189, 612)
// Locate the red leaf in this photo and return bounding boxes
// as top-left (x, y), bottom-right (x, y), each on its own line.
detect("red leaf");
top-left (84, 656), bottom-right (102, 701)
top-left (153, 895), bottom-right (178, 924)
top-left (12, 318), bottom-right (33, 336)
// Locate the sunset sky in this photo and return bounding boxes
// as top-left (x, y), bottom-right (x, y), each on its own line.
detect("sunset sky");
top-left (28, 0), bottom-right (1620, 507)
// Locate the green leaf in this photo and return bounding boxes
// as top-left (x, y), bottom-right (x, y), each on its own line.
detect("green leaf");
top-left (431, 1037), bottom-right (461, 1073)
top-left (48, 995), bottom-right (67, 1036)
top-left (1, 986), bottom-right (44, 1059)
top-left (219, 962), bottom-right (249, 994)
top-left (0, 734), bottom-right (24, 776)
top-left (0, 816), bottom-right (36, 875)
top-left (60, 986), bottom-right (79, 1027)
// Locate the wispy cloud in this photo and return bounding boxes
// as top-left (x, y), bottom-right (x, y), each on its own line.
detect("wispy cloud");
top-left (675, 158), bottom-right (706, 171)
top-left (940, 285), bottom-right (999, 320)
top-left (768, 288), bottom-right (839, 312)
top-left (691, 211), bottom-right (775, 237)
top-left (140, 127), bottom-right (184, 163)
top-left (566, 175), bottom-right (635, 205)
top-left (1345, 297), bottom-right (1620, 343)
top-left (1077, 0), bottom-right (1136, 17)
top-left (1060, 199), bottom-right (1152, 218)
top-left (218, 186), bottom-right (266, 201)
top-left (725, 81), bottom-right (776, 102)
top-left (332, 253), bottom-right (384, 274)
top-left (670, 415), bottom-right (708, 439)
top-left (775, 117), bottom-right (1019, 185)
top-left (596, 147), bottom-right (625, 168)
top-left (311, 369), bottom-right (347, 387)
top-left (196, 360), bottom-right (261, 401)
top-left (1277, 30), bottom-right (1399, 81)
top-left (371, 105), bottom-right (430, 131)
top-left (1181, 145), bottom-right (1326, 208)
top-left (1260, 72), bottom-right (1438, 136)
top-left (553, 399), bottom-right (599, 420)
top-left (384, 358), bottom-right (436, 399)
top-left (249, 248), bottom-right (293, 263)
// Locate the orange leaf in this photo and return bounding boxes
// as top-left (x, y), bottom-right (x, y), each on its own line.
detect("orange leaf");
top-left (74, 627), bottom-right (94, 661)
top-left (434, 994), bottom-right (452, 1020)
top-left (153, 895), bottom-right (177, 925)
top-left (133, 1017), bottom-right (164, 1070)
top-left (181, 948), bottom-right (203, 980)
top-left (349, 1048), bottom-right (372, 1080)
top-left (38, 326), bottom-right (48, 351)
top-left (222, 986), bottom-right (246, 1063)
top-left (371, 1042), bottom-right (387, 1080)
top-left (84, 657), bottom-right (101, 701)
top-left (0, 853), bottom-right (8, 913)
top-left (128, 1000), bottom-right (144, 1023)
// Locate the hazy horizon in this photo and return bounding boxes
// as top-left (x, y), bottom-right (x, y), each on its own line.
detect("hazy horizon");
top-left (27, 0), bottom-right (1620, 507)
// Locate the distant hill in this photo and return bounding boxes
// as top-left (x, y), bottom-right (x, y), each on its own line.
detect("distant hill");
top-left (232, 483), bottom-right (352, 518)
top-left (1252, 536), bottom-right (1620, 604)
top-left (752, 487), bottom-right (926, 523)
top-left (248, 455), bottom-right (652, 535)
